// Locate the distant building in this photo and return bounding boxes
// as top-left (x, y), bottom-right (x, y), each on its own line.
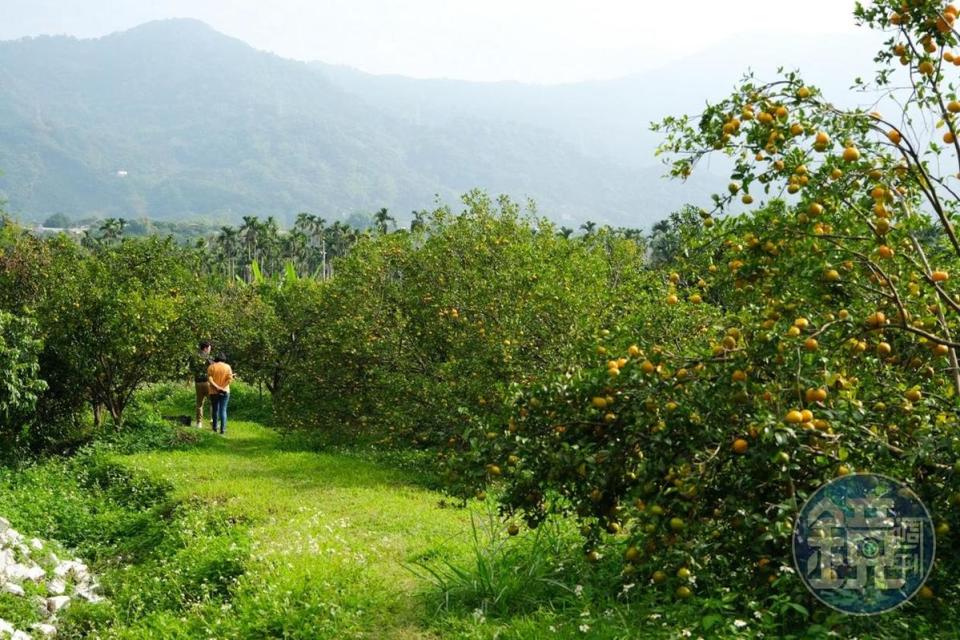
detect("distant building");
top-left (116, 170), bottom-right (128, 177)
top-left (33, 225), bottom-right (89, 236)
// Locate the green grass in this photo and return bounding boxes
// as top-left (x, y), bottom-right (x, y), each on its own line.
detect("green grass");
top-left (70, 384), bottom-right (704, 639)
top-left (1, 383), bottom-right (951, 639)
top-left (118, 418), bottom-right (474, 638)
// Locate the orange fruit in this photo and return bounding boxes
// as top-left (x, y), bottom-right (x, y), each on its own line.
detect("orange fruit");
top-left (842, 146), bottom-right (861, 162)
top-left (732, 438), bottom-right (749, 454)
top-left (867, 311), bottom-right (887, 327)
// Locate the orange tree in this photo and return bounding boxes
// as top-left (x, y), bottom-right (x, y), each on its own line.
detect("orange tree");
top-left (0, 310), bottom-right (46, 450)
top-left (448, 0), bottom-right (960, 624)
top-left (203, 277), bottom-right (323, 398)
top-left (275, 192), bottom-right (654, 460)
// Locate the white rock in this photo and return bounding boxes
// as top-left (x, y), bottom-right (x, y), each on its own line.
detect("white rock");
top-left (46, 595), bottom-right (70, 613)
top-left (11, 631), bottom-right (31, 640)
top-left (3, 582), bottom-right (25, 597)
top-left (29, 539), bottom-right (43, 552)
top-left (0, 549), bottom-right (13, 574)
top-left (2, 529), bottom-right (23, 544)
top-left (0, 517), bottom-right (10, 533)
top-left (53, 561), bottom-right (86, 579)
top-left (75, 587), bottom-right (101, 603)
top-left (31, 623), bottom-right (56, 637)
top-left (9, 564), bottom-right (45, 583)
top-left (0, 619), bottom-right (14, 634)
top-left (46, 579), bottom-right (65, 596)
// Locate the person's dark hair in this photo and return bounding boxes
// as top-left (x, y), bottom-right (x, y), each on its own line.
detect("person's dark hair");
top-left (199, 340), bottom-right (212, 351)
top-left (214, 353), bottom-right (227, 363)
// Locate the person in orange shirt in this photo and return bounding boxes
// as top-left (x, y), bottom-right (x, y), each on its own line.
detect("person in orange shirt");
top-left (207, 354), bottom-right (235, 435)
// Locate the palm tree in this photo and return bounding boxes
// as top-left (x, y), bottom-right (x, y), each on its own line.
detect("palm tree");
top-left (373, 208), bottom-right (395, 235)
top-left (260, 216), bottom-right (281, 276)
top-left (216, 226), bottom-right (240, 280)
top-left (239, 216), bottom-right (262, 281)
top-left (283, 230), bottom-right (310, 275)
top-left (312, 216), bottom-right (329, 279)
top-left (558, 226), bottom-right (574, 239)
top-left (580, 221), bottom-right (597, 236)
top-left (98, 217), bottom-right (127, 243)
top-left (295, 213), bottom-right (330, 278)
top-left (410, 210), bottom-right (428, 232)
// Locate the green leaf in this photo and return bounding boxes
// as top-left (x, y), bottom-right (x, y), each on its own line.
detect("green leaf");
top-left (701, 615), bottom-right (722, 631)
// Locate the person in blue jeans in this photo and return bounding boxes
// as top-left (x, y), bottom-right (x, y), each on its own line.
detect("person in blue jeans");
top-left (207, 354), bottom-right (234, 435)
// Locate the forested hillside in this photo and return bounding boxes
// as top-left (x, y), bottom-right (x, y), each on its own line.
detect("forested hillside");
top-left (0, 19), bottom-right (722, 227)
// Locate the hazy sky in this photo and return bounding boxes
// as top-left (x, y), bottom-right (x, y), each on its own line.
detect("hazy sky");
top-left (3, 0), bottom-right (863, 83)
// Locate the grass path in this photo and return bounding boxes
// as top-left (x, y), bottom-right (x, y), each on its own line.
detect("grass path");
top-left (118, 419), bottom-right (475, 638)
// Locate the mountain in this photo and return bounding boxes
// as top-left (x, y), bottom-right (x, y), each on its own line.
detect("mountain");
top-left (0, 20), bottom-right (881, 228)
top-left (315, 31), bottom-right (883, 169)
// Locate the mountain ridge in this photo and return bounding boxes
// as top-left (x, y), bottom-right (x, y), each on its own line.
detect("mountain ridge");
top-left (0, 19), bottom-right (884, 227)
